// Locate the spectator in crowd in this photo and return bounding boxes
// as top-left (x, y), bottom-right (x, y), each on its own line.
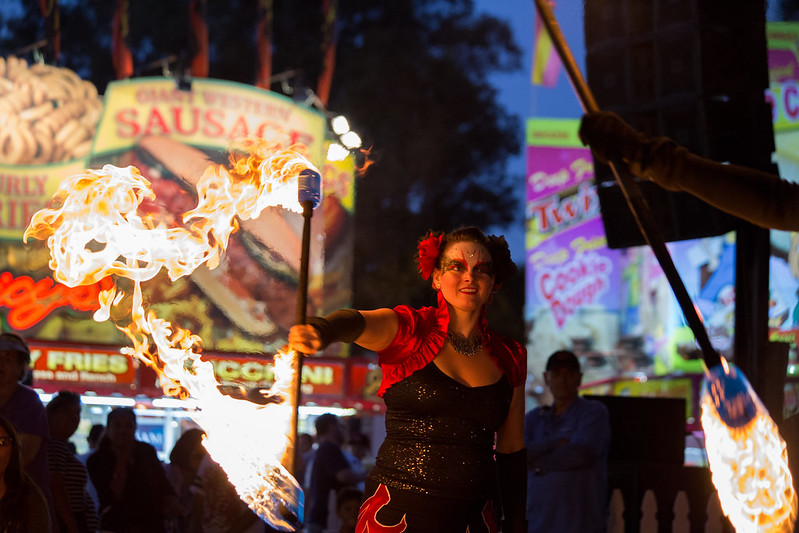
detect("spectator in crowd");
top-left (164, 427), bottom-right (207, 533)
top-left (524, 350), bottom-right (611, 533)
top-left (47, 390), bottom-right (99, 533)
top-left (342, 432), bottom-right (370, 491)
top-left (295, 432), bottom-right (314, 491)
top-left (0, 332), bottom-right (54, 519)
top-left (77, 423), bottom-right (104, 510)
top-left (334, 487), bottom-right (363, 533)
top-left (191, 452), bottom-right (263, 533)
top-left (0, 414), bottom-right (50, 532)
top-left (87, 406), bottom-right (176, 533)
top-left (304, 413), bottom-right (366, 533)
top-left (78, 424), bottom-right (104, 463)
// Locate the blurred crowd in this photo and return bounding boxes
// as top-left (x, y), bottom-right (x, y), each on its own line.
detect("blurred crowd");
top-left (0, 333), bottom-right (371, 533)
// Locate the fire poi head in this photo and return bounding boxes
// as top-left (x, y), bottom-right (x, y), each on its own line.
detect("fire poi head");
top-left (702, 357), bottom-right (797, 532)
top-left (23, 137), bottom-right (322, 531)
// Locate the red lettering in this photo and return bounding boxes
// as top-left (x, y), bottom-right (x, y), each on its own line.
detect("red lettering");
top-left (144, 108), bottom-right (172, 136)
top-left (290, 131), bottom-right (313, 146)
top-left (0, 272), bottom-right (110, 330)
top-left (8, 175), bottom-right (20, 196)
top-left (540, 272), bottom-right (554, 300)
top-left (116, 109), bottom-right (141, 137)
top-left (228, 116), bottom-right (249, 139)
top-left (785, 84), bottom-right (799, 120)
top-left (203, 110), bottom-right (225, 137)
top-left (172, 107), bottom-right (200, 135)
top-left (531, 202), bottom-right (552, 232)
top-left (7, 200), bottom-right (16, 228)
top-left (765, 90), bottom-right (776, 122)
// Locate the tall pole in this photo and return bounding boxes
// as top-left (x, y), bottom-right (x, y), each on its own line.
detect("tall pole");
top-left (286, 169), bottom-right (321, 477)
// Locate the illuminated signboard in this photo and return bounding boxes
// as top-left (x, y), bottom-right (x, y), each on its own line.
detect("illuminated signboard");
top-left (30, 342), bottom-right (137, 393)
top-left (0, 67), bottom-right (355, 359)
top-left (29, 340), bottom-right (382, 410)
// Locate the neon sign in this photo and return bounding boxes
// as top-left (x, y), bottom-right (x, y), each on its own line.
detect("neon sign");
top-left (0, 272), bottom-right (113, 330)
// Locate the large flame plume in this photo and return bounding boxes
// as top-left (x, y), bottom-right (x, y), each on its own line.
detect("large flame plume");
top-left (702, 359), bottom-right (797, 532)
top-left (24, 138), bottom-right (320, 531)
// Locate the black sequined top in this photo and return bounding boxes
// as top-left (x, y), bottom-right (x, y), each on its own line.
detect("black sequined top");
top-left (369, 361), bottom-right (513, 500)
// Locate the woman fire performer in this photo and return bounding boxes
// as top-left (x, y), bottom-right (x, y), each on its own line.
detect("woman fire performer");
top-left (289, 226), bottom-right (527, 533)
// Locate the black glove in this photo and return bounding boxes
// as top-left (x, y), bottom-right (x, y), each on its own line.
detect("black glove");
top-left (579, 111), bottom-right (648, 166)
top-left (496, 449), bottom-right (527, 533)
top-left (305, 309), bottom-right (365, 349)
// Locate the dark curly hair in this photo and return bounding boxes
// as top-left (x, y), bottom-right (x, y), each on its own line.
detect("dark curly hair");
top-left (428, 226), bottom-right (517, 287)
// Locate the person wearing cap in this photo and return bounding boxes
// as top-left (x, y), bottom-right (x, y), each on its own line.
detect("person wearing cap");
top-left (524, 350), bottom-right (610, 533)
top-left (0, 332), bottom-right (54, 522)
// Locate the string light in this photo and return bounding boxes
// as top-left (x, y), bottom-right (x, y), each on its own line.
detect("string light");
top-left (326, 114), bottom-right (362, 162)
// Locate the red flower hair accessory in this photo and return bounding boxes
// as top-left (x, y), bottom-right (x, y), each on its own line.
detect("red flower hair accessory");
top-left (416, 231), bottom-right (443, 280)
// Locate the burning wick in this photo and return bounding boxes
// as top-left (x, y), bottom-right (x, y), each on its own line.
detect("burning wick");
top-left (24, 138), bottom-right (321, 531)
top-left (702, 358), bottom-right (797, 532)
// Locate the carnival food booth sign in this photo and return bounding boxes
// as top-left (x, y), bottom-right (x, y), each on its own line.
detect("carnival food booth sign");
top-left (28, 340), bottom-right (383, 411)
top-left (0, 62), bottom-right (355, 358)
top-left (2, 60), bottom-right (360, 528)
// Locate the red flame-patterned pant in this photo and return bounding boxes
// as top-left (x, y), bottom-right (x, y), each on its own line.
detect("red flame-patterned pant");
top-left (355, 479), bottom-right (499, 533)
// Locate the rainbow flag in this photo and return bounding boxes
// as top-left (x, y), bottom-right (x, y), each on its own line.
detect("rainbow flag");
top-left (531, 7), bottom-right (561, 87)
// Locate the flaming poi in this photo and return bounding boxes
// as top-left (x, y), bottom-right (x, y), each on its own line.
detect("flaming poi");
top-left (702, 358), bottom-right (797, 532)
top-left (24, 137), bottom-right (321, 531)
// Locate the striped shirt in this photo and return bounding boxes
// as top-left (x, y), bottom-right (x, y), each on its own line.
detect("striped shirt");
top-left (48, 437), bottom-right (99, 531)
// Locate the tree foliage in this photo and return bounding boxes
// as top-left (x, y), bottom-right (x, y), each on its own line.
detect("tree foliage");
top-left (0, 0), bottom-right (526, 340)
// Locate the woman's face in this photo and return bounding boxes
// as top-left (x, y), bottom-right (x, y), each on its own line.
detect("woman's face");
top-left (433, 241), bottom-right (495, 313)
top-left (0, 425), bottom-right (12, 479)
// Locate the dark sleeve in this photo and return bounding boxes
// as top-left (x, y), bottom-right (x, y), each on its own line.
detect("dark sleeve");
top-left (643, 141), bottom-right (799, 232)
top-left (580, 110), bottom-right (799, 231)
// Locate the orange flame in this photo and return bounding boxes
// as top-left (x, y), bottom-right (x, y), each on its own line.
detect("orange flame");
top-left (702, 375), bottom-right (797, 532)
top-left (356, 146), bottom-right (375, 177)
top-left (24, 138), bottom-right (319, 530)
